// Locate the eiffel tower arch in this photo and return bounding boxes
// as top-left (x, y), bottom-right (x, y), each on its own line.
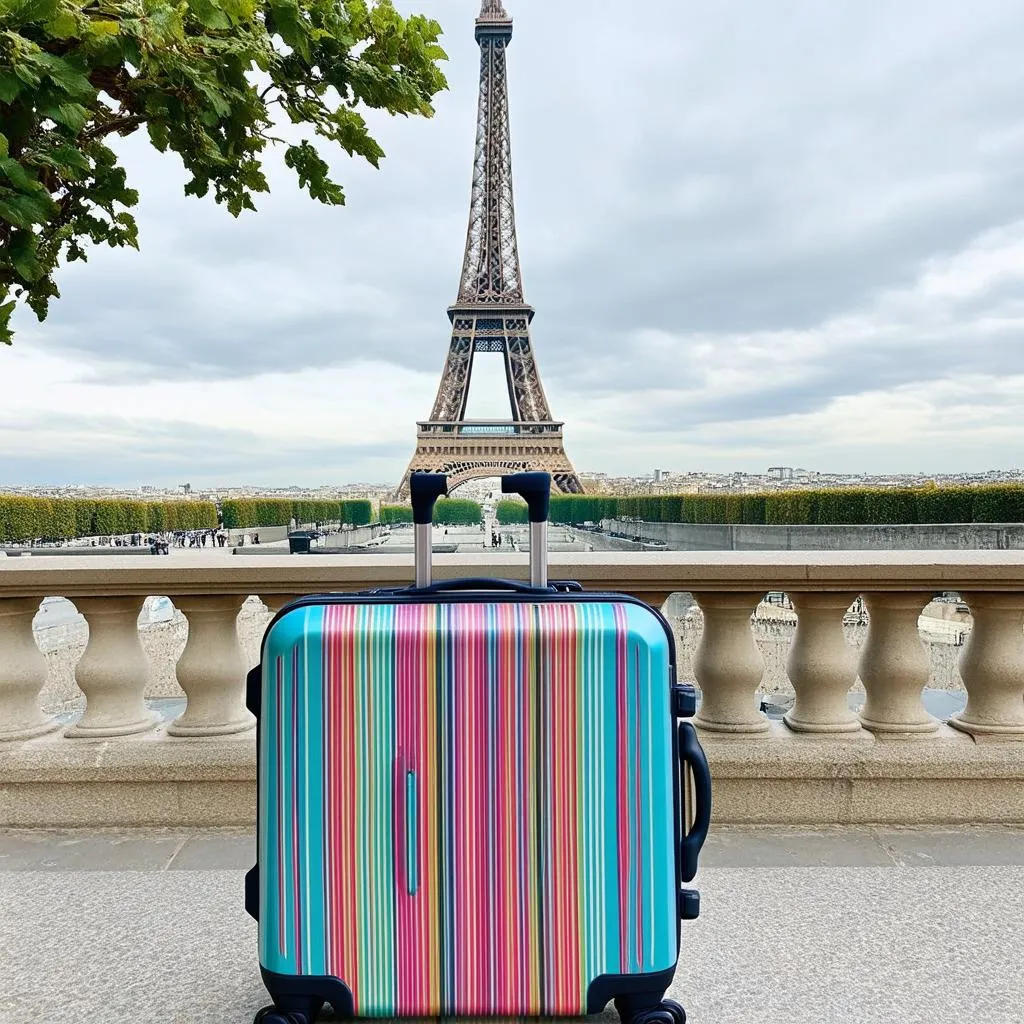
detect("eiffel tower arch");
top-left (396, 0), bottom-right (582, 499)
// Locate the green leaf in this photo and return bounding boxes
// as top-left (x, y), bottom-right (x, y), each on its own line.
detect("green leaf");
top-left (284, 140), bottom-right (345, 205)
top-left (46, 144), bottom-right (92, 173)
top-left (33, 52), bottom-right (95, 100)
top-left (267, 0), bottom-right (310, 60)
top-left (45, 9), bottom-right (79, 39)
top-left (9, 232), bottom-right (43, 282)
top-left (0, 190), bottom-right (54, 228)
top-left (0, 300), bottom-right (16, 345)
top-left (40, 101), bottom-right (89, 133)
top-left (188, 0), bottom-right (232, 31)
top-left (147, 120), bottom-right (170, 152)
top-left (87, 19), bottom-right (121, 36)
top-left (14, 0), bottom-right (60, 23)
top-left (0, 72), bottom-right (23, 104)
top-left (0, 156), bottom-right (39, 191)
top-left (0, 134), bottom-right (8, 158)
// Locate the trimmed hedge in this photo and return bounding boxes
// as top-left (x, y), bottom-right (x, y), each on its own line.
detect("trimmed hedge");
top-left (434, 499), bottom-right (482, 526)
top-left (377, 500), bottom-right (482, 526)
top-left (495, 500), bottom-right (528, 525)
top-left (220, 498), bottom-right (374, 530)
top-left (593, 484), bottom-right (1024, 527)
top-left (343, 500), bottom-right (373, 527)
top-left (549, 496), bottom-right (612, 525)
top-left (0, 497), bottom-right (218, 543)
top-left (379, 504), bottom-right (413, 525)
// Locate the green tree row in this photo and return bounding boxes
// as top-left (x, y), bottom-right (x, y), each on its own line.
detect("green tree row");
top-left (0, 497), bottom-right (218, 544)
top-left (435, 499), bottom-right (482, 526)
top-left (495, 500), bottom-right (528, 525)
top-left (378, 500), bottom-right (481, 526)
top-left (220, 499), bottom-right (373, 531)
top-left (582, 484), bottom-right (1024, 526)
top-left (379, 505), bottom-right (414, 525)
top-left (498, 496), bottom-right (618, 526)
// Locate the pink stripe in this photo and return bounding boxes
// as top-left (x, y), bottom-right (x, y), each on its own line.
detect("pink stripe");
top-left (293, 645), bottom-right (303, 972)
top-left (630, 647), bottom-right (638, 966)
top-left (615, 606), bottom-right (629, 970)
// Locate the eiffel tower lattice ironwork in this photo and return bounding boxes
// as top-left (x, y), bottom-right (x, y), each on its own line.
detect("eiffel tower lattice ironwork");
top-left (396, 0), bottom-right (582, 498)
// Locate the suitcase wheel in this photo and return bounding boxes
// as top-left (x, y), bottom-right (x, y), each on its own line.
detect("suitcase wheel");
top-left (253, 1009), bottom-right (306, 1024)
top-left (630, 1009), bottom-right (677, 1024)
top-left (661, 998), bottom-right (687, 1024)
top-left (619, 1001), bottom-right (686, 1024)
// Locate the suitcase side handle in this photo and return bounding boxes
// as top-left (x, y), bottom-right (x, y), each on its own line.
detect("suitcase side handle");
top-left (678, 720), bottom-right (712, 883)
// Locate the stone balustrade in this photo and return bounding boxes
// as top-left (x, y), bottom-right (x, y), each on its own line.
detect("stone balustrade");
top-left (1, 551), bottom-right (1023, 827)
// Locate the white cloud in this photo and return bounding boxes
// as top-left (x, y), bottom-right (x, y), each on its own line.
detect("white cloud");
top-left (5, 0), bottom-right (1024, 485)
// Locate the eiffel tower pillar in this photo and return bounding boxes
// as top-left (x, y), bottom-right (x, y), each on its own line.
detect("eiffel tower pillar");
top-left (396, 0), bottom-right (582, 499)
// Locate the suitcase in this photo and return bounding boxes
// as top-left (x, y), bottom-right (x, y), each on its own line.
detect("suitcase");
top-left (245, 472), bottom-right (711, 1024)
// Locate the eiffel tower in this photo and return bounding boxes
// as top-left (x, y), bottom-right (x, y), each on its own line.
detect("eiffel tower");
top-left (396, 0), bottom-right (583, 498)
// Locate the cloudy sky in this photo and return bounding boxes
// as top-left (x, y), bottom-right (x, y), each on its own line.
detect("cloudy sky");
top-left (5, 0), bottom-right (1024, 487)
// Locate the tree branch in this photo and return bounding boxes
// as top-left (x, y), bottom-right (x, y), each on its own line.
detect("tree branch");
top-left (83, 114), bottom-right (148, 141)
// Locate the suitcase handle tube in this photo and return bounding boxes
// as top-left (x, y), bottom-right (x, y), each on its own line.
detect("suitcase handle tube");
top-left (401, 577), bottom-right (555, 596)
top-left (501, 472), bottom-right (551, 588)
top-left (409, 473), bottom-right (448, 588)
top-left (678, 720), bottom-right (712, 883)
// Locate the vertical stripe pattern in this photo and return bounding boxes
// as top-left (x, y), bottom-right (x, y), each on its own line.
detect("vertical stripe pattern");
top-left (259, 600), bottom-right (677, 1017)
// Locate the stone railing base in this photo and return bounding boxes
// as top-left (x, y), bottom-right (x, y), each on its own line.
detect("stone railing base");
top-left (703, 724), bottom-right (1024, 825)
top-left (2, 726), bottom-right (1022, 829)
top-left (0, 732), bottom-right (255, 829)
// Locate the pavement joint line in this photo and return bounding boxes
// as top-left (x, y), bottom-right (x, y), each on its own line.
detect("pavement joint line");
top-left (867, 826), bottom-right (905, 867)
top-left (163, 834), bottom-right (191, 872)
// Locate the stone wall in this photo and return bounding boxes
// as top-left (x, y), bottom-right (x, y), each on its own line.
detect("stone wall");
top-left (601, 520), bottom-right (1024, 551)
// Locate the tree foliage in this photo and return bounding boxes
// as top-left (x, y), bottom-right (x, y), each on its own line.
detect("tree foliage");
top-left (593, 485), bottom-right (1024, 527)
top-left (218, 497), bottom-right (372, 529)
top-left (433, 498), bottom-right (480, 526)
top-left (0, 0), bottom-right (448, 343)
top-left (0, 495), bottom-right (216, 541)
top-left (378, 503), bottom-right (411, 525)
top-left (494, 499), bottom-right (526, 525)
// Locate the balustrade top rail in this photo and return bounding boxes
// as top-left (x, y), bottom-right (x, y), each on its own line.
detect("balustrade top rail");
top-left (3, 550), bottom-right (1024, 599)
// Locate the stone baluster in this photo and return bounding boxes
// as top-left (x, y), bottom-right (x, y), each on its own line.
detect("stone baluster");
top-left (950, 593), bottom-right (1024, 738)
top-left (858, 593), bottom-right (938, 735)
top-left (66, 597), bottom-right (157, 738)
top-left (0, 598), bottom-right (59, 741)
top-left (784, 592), bottom-right (862, 734)
top-left (168, 595), bottom-right (254, 737)
top-left (691, 591), bottom-right (769, 733)
top-left (261, 595), bottom-right (302, 615)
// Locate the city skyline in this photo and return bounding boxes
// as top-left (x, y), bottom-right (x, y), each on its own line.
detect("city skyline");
top-left (7, 464), bottom-right (1024, 497)
top-left (5, 0), bottom-right (1024, 486)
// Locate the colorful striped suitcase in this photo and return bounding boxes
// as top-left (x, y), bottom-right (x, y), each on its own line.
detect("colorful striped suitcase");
top-left (246, 473), bottom-right (711, 1024)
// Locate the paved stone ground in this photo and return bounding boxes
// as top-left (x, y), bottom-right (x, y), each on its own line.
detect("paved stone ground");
top-left (1, 827), bottom-right (1022, 1024)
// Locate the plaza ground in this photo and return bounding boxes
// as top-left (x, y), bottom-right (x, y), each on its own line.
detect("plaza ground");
top-left (2, 826), bottom-right (1021, 1023)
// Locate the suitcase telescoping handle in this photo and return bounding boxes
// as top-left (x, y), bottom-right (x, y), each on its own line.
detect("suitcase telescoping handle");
top-left (501, 472), bottom-right (551, 588)
top-left (410, 472), bottom-right (448, 588)
top-left (400, 577), bottom-right (554, 596)
top-left (678, 720), bottom-right (712, 883)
